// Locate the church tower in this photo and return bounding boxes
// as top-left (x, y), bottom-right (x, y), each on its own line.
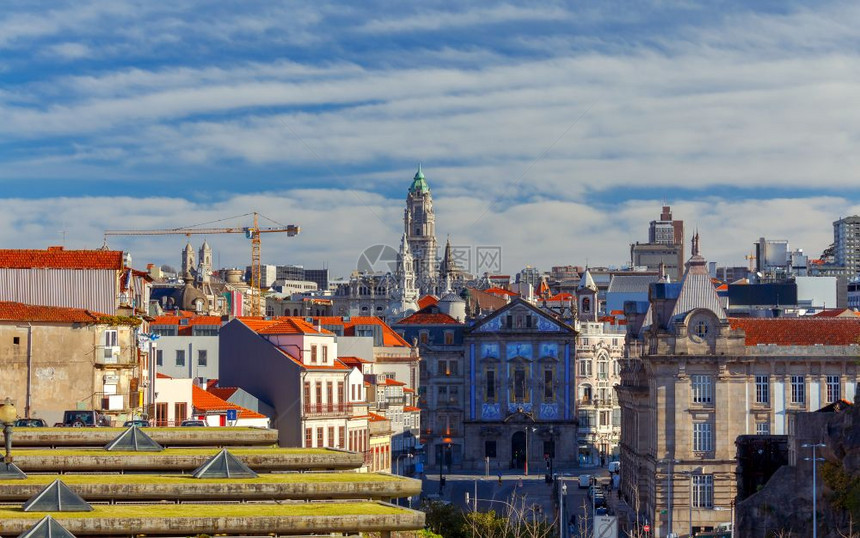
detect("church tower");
top-left (404, 165), bottom-right (438, 294)
top-left (197, 240), bottom-right (213, 283)
top-left (577, 268), bottom-right (598, 322)
top-left (181, 242), bottom-right (195, 279)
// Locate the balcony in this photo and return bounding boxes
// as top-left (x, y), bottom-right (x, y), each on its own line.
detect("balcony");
top-left (303, 403), bottom-right (354, 418)
top-left (94, 346), bottom-right (135, 367)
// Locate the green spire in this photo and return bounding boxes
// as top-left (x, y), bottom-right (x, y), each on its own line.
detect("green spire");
top-left (409, 164), bottom-right (429, 194)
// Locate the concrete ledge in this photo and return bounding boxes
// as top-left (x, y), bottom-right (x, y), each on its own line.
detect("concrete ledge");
top-left (0, 502), bottom-right (425, 535)
top-left (0, 475), bottom-right (422, 501)
top-left (12, 427), bottom-right (278, 447)
top-left (12, 448), bottom-right (364, 472)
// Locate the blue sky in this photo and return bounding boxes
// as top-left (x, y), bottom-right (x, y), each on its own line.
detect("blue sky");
top-left (2, 1), bottom-right (860, 276)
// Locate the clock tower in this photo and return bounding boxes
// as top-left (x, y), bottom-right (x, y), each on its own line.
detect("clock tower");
top-left (404, 165), bottom-right (439, 294)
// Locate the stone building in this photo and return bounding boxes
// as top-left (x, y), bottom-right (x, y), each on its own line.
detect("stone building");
top-left (462, 298), bottom-right (578, 472)
top-left (617, 236), bottom-right (860, 536)
top-left (573, 270), bottom-right (625, 466)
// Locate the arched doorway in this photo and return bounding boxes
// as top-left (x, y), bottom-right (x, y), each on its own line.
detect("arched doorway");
top-left (511, 431), bottom-right (526, 470)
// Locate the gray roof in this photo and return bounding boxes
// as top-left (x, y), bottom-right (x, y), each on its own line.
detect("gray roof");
top-left (607, 274), bottom-right (660, 294)
top-left (23, 480), bottom-right (92, 512)
top-left (104, 425), bottom-right (164, 452)
top-left (192, 449), bottom-right (258, 479)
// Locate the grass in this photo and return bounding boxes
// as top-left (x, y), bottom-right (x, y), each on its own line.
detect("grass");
top-left (9, 472), bottom-right (402, 485)
top-left (13, 447), bottom-right (336, 456)
top-left (0, 501), bottom-right (407, 519)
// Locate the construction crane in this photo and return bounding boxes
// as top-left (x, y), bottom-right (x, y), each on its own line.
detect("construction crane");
top-left (105, 212), bottom-right (300, 316)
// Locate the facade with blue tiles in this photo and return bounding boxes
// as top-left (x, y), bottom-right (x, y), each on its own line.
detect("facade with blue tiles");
top-left (462, 298), bottom-right (578, 471)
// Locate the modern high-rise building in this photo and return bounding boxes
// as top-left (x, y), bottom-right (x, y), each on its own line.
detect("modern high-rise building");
top-left (833, 216), bottom-right (860, 276)
top-left (632, 205), bottom-right (685, 280)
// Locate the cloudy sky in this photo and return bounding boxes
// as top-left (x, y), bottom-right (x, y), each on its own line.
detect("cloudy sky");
top-left (2, 1), bottom-right (860, 277)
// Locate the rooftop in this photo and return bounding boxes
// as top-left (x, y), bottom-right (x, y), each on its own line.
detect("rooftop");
top-left (0, 247), bottom-right (124, 270)
top-left (729, 317), bottom-right (860, 346)
top-left (0, 302), bottom-right (105, 323)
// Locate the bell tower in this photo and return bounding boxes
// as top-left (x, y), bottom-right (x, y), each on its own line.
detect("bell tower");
top-left (404, 164), bottom-right (438, 293)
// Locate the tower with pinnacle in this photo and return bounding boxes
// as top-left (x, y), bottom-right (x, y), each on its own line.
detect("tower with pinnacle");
top-left (404, 165), bottom-right (438, 294)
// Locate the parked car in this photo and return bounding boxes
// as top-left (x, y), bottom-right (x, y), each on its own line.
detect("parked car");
top-left (180, 419), bottom-right (206, 427)
top-left (62, 410), bottom-right (110, 427)
top-left (14, 418), bottom-right (47, 427)
top-left (123, 419), bottom-right (150, 427)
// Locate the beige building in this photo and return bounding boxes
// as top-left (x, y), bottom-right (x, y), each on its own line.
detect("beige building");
top-left (0, 302), bottom-right (141, 425)
top-left (618, 237), bottom-right (860, 537)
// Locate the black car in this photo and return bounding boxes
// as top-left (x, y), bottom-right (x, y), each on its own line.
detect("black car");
top-left (62, 410), bottom-right (111, 427)
top-left (180, 419), bottom-right (206, 427)
top-left (123, 420), bottom-right (150, 427)
top-left (14, 418), bottom-right (47, 427)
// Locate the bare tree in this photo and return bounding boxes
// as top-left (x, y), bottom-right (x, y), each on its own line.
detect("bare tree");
top-left (463, 493), bottom-right (556, 538)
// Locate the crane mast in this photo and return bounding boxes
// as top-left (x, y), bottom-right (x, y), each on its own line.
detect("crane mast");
top-left (105, 212), bottom-right (300, 316)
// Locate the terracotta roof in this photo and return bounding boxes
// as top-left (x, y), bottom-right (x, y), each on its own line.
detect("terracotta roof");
top-left (0, 302), bottom-right (105, 323)
top-left (0, 247), bottom-right (124, 270)
top-left (207, 386), bottom-right (238, 401)
top-left (813, 309), bottom-right (860, 318)
top-left (312, 316), bottom-right (410, 347)
top-left (417, 295), bottom-right (439, 309)
top-left (156, 373), bottom-right (173, 379)
top-left (546, 292), bottom-right (574, 302)
top-left (404, 406), bottom-right (421, 412)
top-left (152, 313), bottom-right (223, 325)
top-left (403, 387), bottom-right (414, 393)
top-left (395, 311), bottom-right (461, 325)
top-left (484, 287), bottom-right (518, 297)
top-left (728, 318), bottom-right (860, 346)
top-left (381, 378), bottom-right (406, 386)
top-left (194, 385), bottom-right (267, 419)
top-left (258, 318), bottom-right (334, 336)
top-left (368, 412), bottom-right (388, 422)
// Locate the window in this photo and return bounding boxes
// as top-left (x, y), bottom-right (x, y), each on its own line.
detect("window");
top-left (310, 345), bottom-right (318, 363)
top-left (827, 375), bottom-right (841, 403)
top-left (514, 368), bottom-right (526, 401)
top-left (337, 382), bottom-right (344, 404)
top-left (303, 382), bottom-right (311, 407)
top-left (506, 315), bottom-right (513, 329)
top-left (544, 369), bottom-right (554, 399)
top-left (175, 350), bottom-right (185, 367)
top-left (305, 428), bottom-right (312, 448)
top-left (437, 386), bottom-right (448, 405)
top-left (328, 426), bottom-right (335, 448)
top-left (692, 475), bottom-right (714, 508)
top-left (448, 360), bottom-right (459, 376)
top-left (693, 422), bottom-right (713, 452)
top-left (316, 427), bottom-right (323, 448)
top-left (175, 402), bottom-right (187, 422)
top-left (691, 375), bottom-right (713, 404)
top-left (322, 346), bottom-right (328, 364)
top-left (791, 375), bottom-right (805, 404)
top-left (419, 332), bottom-right (429, 344)
top-left (597, 360), bottom-right (608, 380)
top-left (579, 359), bottom-right (592, 377)
top-left (486, 370), bottom-right (496, 400)
top-left (485, 440), bottom-right (497, 458)
top-left (339, 426), bottom-right (345, 449)
top-left (756, 421), bottom-right (770, 435)
top-left (444, 331), bottom-right (454, 345)
top-left (104, 330), bottom-right (118, 347)
top-left (156, 350), bottom-right (163, 366)
top-left (599, 411), bottom-right (610, 426)
top-left (197, 350), bottom-right (207, 367)
top-left (13, 337), bottom-right (19, 345)
top-left (755, 375), bottom-right (769, 404)
top-left (578, 409), bottom-right (590, 427)
top-left (580, 384), bottom-right (592, 403)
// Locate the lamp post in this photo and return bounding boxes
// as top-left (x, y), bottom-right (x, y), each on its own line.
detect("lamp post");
top-left (803, 442), bottom-right (826, 538)
top-left (0, 398), bottom-right (25, 479)
top-left (395, 453), bottom-right (414, 476)
top-left (659, 459), bottom-right (679, 537)
top-left (559, 480), bottom-right (568, 538)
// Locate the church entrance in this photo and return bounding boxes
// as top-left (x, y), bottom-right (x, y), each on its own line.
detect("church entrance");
top-left (511, 431), bottom-right (526, 470)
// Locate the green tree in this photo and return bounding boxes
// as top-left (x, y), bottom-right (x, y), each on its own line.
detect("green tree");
top-left (422, 500), bottom-right (467, 538)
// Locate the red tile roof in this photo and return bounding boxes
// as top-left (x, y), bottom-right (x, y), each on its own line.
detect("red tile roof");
top-left (484, 287), bottom-right (518, 297)
top-left (152, 313), bottom-right (223, 325)
top-left (404, 406), bottom-right (421, 412)
top-left (395, 312), bottom-right (461, 325)
top-left (193, 385), bottom-right (267, 419)
top-left (381, 378), bottom-right (406, 386)
top-left (0, 247), bottom-right (124, 270)
top-left (813, 309), bottom-right (860, 318)
top-left (403, 387), bottom-right (414, 393)
top-left (0, 302), bottom-right (106, 323)
top-left (368, 412), bottom-right (388, 422)
top-left (546, 293), bottom-right (574, 302)
top-left (312, 316), bottom-right (410, 347)
top-left (417, 295), bottom-right (439, 309)
top-left (207, 386), bottom-right (238, 401)
top-left (728, 318), bottom-right (860, 346)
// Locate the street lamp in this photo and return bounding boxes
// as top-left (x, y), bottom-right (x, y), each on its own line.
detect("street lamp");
top-left (0, 398), bottom-right (25, 479)
top-left (658, 459), bottom-right (679, 537)
top-left (803, 442), bottom-right (826, 538)
top-left (395, 453), bottom-right (414, 475)
top-left (558, 480), bottom-right (568, 538)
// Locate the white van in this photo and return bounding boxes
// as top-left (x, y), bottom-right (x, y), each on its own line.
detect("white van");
top-left (607, 461), bottom-right (621, 473)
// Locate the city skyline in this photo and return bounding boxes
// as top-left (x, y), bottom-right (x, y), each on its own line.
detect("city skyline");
top-left (2, 1), bottom-right (860, 275)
